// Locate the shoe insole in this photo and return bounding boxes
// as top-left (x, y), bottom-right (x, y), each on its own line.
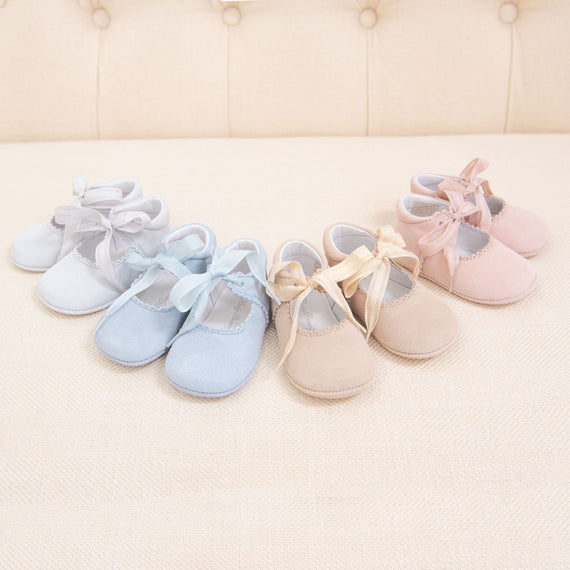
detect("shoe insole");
top-left (136, 271), bottom-right (178, 309)
top-left (358, 264), bottom-right (412, 303)
top-left (201, 282), bottom-right (251, 329)
top-left (292, 290), bottom-right (344, 331)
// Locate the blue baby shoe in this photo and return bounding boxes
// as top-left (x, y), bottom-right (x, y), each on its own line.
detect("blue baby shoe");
top-left (94, 223), bottom-right (216, 365)
top-left (164, 238), bottom-right (276, 397)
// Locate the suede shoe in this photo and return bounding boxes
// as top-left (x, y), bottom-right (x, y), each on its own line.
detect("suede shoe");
top-left (411, 158), bottom-right (549, 257)
top-left (37, 196), bottom-right (169, 314)
top-left (395, 192), bottom-right (537, 305)
top-left (11, 176), bottom-right (142, 271)
top-left (323, 223), bottom-right (458, 359)
top-left (268, 240), bottom-right (375, 399)
top-left (94, 223), bottom-right (216, 366)
top-left (164, 238), bottom-right (273, 398)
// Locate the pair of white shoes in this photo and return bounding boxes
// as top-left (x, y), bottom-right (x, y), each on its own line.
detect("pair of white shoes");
top-left (11, 176), bottom-right (170, 314)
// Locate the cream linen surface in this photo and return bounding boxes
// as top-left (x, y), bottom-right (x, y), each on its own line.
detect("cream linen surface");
top-left (0, 0), bottom-right (569, 141)
top-left (1, 134), bottom-right (569, 567)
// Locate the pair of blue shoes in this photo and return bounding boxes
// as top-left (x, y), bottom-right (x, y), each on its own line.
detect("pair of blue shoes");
top-left (94, 223), bottom-right (274, 397)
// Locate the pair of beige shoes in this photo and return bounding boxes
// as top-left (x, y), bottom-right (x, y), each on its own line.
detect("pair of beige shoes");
top-left (267, 224), bottom-right (459, 399)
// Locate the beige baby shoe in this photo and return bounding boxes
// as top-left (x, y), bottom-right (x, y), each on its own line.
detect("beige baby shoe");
top-left (323, 224), bottom-right (459, 359)
top-left (268, 240), bottom-right (375, 399)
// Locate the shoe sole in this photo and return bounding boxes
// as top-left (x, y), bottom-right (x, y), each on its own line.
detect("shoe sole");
top-left (416, 271), bottom-right (538, 306)
top-left (287, 373), bottom-right (374, 400)
top-left (12, 258), bottom-right (51, 272)
top-left (36, 290), bottom-right (113, 315)
top-left (379, 331), bottom-right (460, 360)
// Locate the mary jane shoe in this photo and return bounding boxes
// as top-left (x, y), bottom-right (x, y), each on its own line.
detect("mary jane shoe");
top-left (11, 176), bottom-right (142, 271)
top-left (94, 223), bottom-right (216, 366)
top-left (323, 223), bottom-right (458, 359)
top-left (36, 196), bottom-right (169, 314)
top-left (411, 158), bottom-right (549, 257)
top-left (268, 240), bottom-right (375, 399)
top-left (164, 238), bottom-right (273, 398)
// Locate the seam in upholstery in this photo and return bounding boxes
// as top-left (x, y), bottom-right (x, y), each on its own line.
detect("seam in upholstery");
top-left (503, 13), bottom-right (515, 133)
top-left (95, 27), bottom-right (102, 139)
top-left (226, 19), bottom-right (231, 137)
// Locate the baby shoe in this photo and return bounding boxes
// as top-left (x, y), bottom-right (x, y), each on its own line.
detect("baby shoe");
top-left (395, 191), bottom-right (537, 305)
top-left (268, 241), bottom-right (375, 399)
top-left (323, 223), bottom-right (458, 359)
top-left (94, 224), bottom-right (216, 366)
top-left (164, 239), bottom-right (273, 398)
top-left (36, 196), bottom-right (169, 314)
top-left (411, 158), bottom-right (549, 257)
top-left (11, 176), bottom-right (142, 271)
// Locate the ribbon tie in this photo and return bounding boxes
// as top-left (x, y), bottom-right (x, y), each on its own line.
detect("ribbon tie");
top-left (268, 257), bottom-right (366, 368)
top-left (94, 234), bottom-right (206, 334)
top-left (418, 193), bottom-right (478, 290)
top-left (437, 158), bottom-right (493, 231)
top-left (340, 227), bottom-right (419, 339)
top-left (168, 247), bottom-right (275, 345)
top-left (72, 175), bottom-right (125, 208)
top-left (55, 205), bottom-right (151, 290)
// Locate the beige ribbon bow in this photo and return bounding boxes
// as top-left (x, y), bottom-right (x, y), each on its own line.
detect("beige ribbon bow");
top-left (267, 257), bottom-right (366, 368)
top-left (340, 226), bottom-right (419, 339)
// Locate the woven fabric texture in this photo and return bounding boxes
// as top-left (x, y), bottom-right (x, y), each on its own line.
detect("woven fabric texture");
top-left (1, 135), bottom-right (569, 567)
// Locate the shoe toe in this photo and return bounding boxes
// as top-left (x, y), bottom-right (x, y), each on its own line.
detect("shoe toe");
top-left (11, 220), bottom-right (61, 271)
top-left (280, 317), bottom-right (375, 399)
top-left (95, 300), bottom-right (186, 365)
top-left (372, 283), bottom-right (458, 358)
top-left (492, 205), bottom-right (549, 257)
top-left (165, 321), bottom-right (265, 397)
top-left (37, 254), bottom-right (121, 314)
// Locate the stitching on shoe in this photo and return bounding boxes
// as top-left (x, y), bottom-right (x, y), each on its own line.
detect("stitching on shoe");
top-left (287, 372), bottom-right (374, 397)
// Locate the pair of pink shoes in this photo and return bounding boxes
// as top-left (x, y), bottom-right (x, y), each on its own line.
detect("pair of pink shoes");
top-left (268, 225), bottom-right (459, 399)
top-left (397, 158), bottom-right (548, 304)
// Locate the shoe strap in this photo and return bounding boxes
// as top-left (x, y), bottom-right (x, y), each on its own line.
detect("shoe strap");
top-left (418, 193), bottom-right (479, 291)
top-left (340, 226), bottom-right (419, 339)
top-left (167, 247), bottom-right (275, 345)
top-left (267, 256), bottom-right (365, 368)
top-left (55, 204), bottom-right (152, 290)
top-left (72, 175), bottom-right (125, 209)
top-left (94, 234), bottom-right (206, 334)
top-left (436, 158), bottom-right (493, 231)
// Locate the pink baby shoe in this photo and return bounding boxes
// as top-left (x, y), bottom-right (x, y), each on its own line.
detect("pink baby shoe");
top-left (395, 191), bottom-right (537, 305)
top-left (411, 158), bottom-right (549, 257)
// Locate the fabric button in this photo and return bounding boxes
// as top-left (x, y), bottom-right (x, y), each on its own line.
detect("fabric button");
top-left (499, 2), bottom-right (518, 23)
top-left (222, 6), bottom-right (241, 27)
top-left (359, 8), bottom-right (378, 29)
top-left (92, 7), bottom-right (111, 29)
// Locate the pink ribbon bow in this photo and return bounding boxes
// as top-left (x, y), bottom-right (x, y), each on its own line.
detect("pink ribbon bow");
top-left (437, 158), bottom-right (493, 232)
top-left (418, 193), bottom-right (478, 290)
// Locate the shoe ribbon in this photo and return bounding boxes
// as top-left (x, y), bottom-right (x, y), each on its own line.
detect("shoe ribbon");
top-left (437, 158), bottom-right (493, 231)
top-left (54, 205), bottom-right (151, 290)
top-left (267, 257), bottom-right (365, 368)
top-left (167, 247), bottom-right (276, 346)
top-left (94, 234), bottom-right (206, 334)
top-left (72, 175), bottom-right (125, 209)
top-left (340, 226), bottom-right (419, 339)
top-left (418, 192), bottom-right (478, 291)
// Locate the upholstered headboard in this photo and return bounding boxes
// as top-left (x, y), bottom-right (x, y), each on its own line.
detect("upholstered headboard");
top-left (1, 0), bottom-right (569, 141)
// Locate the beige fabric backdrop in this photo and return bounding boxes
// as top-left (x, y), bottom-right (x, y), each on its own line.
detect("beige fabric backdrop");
top-left (1, 134), bottom-right (569, 567)
top-left (0, 0), bottom-right (569, 141)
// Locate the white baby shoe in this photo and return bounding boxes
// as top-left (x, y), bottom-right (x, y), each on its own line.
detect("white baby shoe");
top-left (11, 176), bottom-right (142, 271)
top-left (36, 196), bottom-right (170, 314)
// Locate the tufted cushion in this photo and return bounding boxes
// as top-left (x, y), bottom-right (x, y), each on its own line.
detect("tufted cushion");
top-left (0, 0), bottom-right (569, 141)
